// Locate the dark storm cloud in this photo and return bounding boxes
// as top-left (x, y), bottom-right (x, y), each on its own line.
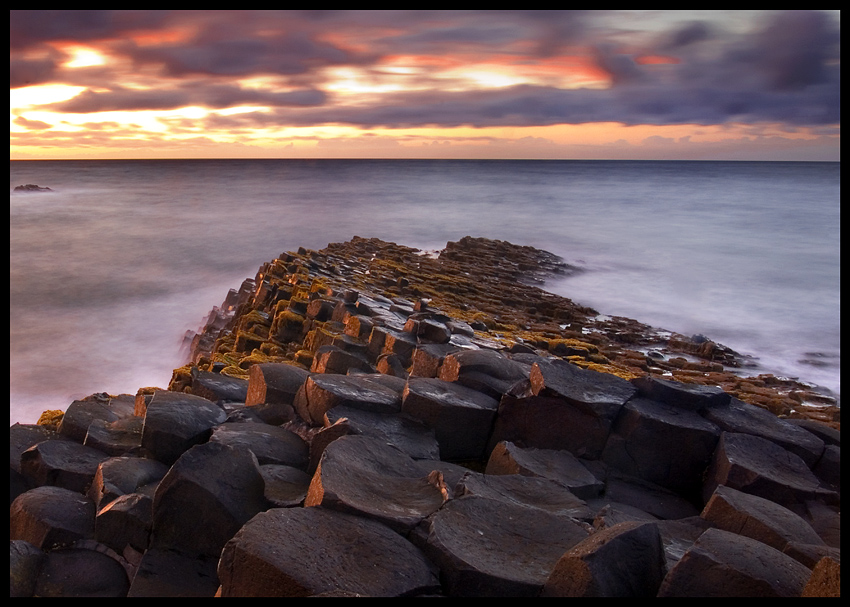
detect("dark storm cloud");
top-left (10, 10), bottom-right (840, 128)
top-left (9, 10), bottom-right (171, 50)
top-left (50, 83), bottom-right (326, 113)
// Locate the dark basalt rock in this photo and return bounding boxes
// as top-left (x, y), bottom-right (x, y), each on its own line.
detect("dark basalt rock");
top-left (14, 184), bottom-right (52, 192)
top-left (454, 470), bottom-right (594, 521)
top-left (13, 235), bottom-right (842, 597)
top-left (488, 379), bottom-right (615, 460)
top-left (485, 440), bottom-right (604, 499)
top-left (657, 527), bottom-right (813, 597)
top-left (150, 441), bottom-right (268, 558)
top-left (140, 390), bottom-right (227, 465)
top-left (258, 464), bottom-right (312, 508)
top-left (601, 396), bottom-right (721, 495)
top-left (10, 539), bottom-right (47, 597)
top-left (631, 375), bottom-right (730, 411)
top-left (245, 362), bottom-right (310, 408)
top-left (542, 521), bottom-right (666, 597)
top-left (127, 548), bottom-right (220, 597)
top-left (10, 486), bottom-right (96, 550)
top-left (209, 422), bottom-right (309, 469)
top-left (702, 397), bottom-right (825, 468)
top-left (296, 373), bottom-right (403, 425)
top-left (87, 456), bottom-right (168, 509)
top-left (218, 507), bottom-right (440, 597)
top-left (20, 437), bottom-right (111, 494)
top-left (95, 492), bottom-right (153, 554)
top-left (700, 485), bottom-right (825, 555)
top-left (189, 368), bottom-right (249, 403)
top-left (402, 376), bottom-right (500, 461)
top-left (34, 546), bottom-right (130, 597)
top-left (411, 494), bottom-right (591, 597)
top-left (703, 431), bottom-right (832, 511)
top-left (530, 358), bottom-right (636, 419)
top-left (305, 435), bottom-right (447, 533)
top-left (323, 405), bottom-right (440, 461)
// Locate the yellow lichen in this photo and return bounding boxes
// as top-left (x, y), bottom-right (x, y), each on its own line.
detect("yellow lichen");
top-left (37, 409), bottom-right (64, 430)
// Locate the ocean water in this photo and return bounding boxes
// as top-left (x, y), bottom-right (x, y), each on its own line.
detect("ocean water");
top-left (10, 159), bottom-right (840, 425)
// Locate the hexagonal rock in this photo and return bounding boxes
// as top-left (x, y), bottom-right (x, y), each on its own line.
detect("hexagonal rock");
top-left (20, 438), bottom-right (111, 494)
top-left (10, 486), bottom-right (96, 550)
top-left (487, 380), bottom-right (615, 460)
top-left (541, 521), bottom-right (665, 597)
top-left (127, 548), bottom-right (220, 597)
top-left (10, 539), bottom-right (46, 597)
top-left (259, 464), bottom-right (312, 508)
top-left (802, 556), bottom-right (841, 598)
top-left (411, 495), bottom-right (591, 597)
top-left (33, 546), bottom-right (130, 597)
top-left (296, 373), bottom-right (403, 426)
top-left (244, 362), bottom-right (310, 407)
top-left (700, 485), bottom-right (825, 553)
top-left (657, 527), bottom-right (812, 597)
top-left (87, 456), bottom-right (169, 509)
top-left (410, 343), bottom-right (460, 378)
top-left (150, 441), bottom-right (268, 558)
top-left (305, 435), bottom-right (448, 533)
top-left (83, 416), bottom-right (143, 456)
top-left (209, 422), bottom-right (309, 469)
top-left (10, 423), bottom-right (56, 474)
top-left (485, 441), bottom-right (603, 499)
top-left (402, 377), bottom-right (500, 461)
top-left (630, 375), bottom-right (730, 411)
top-left (58, 397), bottom-right (133, 443)
top-left (702, 397), bottom-right (825, 468)
top-left (218, 507), bottom-right (440, 597)
top-left (703, 432), bottom-right (830, 510)
top-left (600, 397), bottom-right (720, 494)
top-left (601, 472), bottom-right (700, 521)
top-left (529, 359), bottom-right (636, 421)
top-left (438, 349), bottom-right (530, 400)
top-left (454, 471), bottom-right (594, 521)
top-left (95, 492), bottom-right (153, 553)
top-left (140, 390), bottom-right (227, 465)
top-left (324, 405), bottom-right (440, 461)
top-left (189, 368), bottom-right (249, 403)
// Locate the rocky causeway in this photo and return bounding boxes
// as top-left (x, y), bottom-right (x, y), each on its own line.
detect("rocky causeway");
top-left (10, 236), bottom-right (840, 597)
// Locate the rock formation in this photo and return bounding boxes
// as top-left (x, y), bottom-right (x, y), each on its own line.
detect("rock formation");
top-left (10, 236), bottom-right (840, 597)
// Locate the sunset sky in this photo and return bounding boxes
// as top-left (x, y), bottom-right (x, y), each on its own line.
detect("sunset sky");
top-left (10, 10), bottom-right (840, 160)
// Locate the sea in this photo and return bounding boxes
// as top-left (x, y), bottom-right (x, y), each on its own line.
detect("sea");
top-left (9, 159), bottom-right (840, 425)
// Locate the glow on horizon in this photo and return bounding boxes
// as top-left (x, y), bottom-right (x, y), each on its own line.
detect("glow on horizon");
top-left (9, 10), bottom-right (840, 161)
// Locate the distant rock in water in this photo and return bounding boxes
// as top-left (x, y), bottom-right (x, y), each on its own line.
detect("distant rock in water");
top-left (14, 184), bottom-right (53, 192)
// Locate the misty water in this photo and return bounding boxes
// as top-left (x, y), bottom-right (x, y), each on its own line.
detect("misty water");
top-left (10, 159), bottom-right (840, 425)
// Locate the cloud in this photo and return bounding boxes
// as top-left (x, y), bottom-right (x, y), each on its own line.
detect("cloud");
top-left (50, 83), bottom-right (327, 113)
top-left (13, 116), bottom-right (52, 130)
top-left (9, 10), bottom-right (841, 133)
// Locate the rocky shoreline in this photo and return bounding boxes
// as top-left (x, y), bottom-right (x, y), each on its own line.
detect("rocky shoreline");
top-left (10, 236), bottom-right (840, 596)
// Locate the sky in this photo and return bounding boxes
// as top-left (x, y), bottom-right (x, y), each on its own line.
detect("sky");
top-left (9, 10), bottom-right (841, 161)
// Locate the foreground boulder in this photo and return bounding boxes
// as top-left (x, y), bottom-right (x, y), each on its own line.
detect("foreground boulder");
top-left (11, 236), bottom-right (842, 597)
top-left (139, 391), bottom-right (227, 465)
top-left (305, 435), bottom-right (447, 533)
top-left (541, 521), bottom-right (666, 597)
top-left (411, 494), bottom-right (591, 596)
top-left (657, 527), bottom-right (813, 597)
top-left (218, 507), bottom-right (440, 596)
top-left (703, 431), bottom-right (833, 511)
top-left (149, 441), bottom-right (267, 558)
top-left (10, 486), bottom-right (96, 550)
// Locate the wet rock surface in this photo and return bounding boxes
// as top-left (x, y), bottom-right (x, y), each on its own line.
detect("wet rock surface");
top-left (10, 236), bottom-right (840, 596)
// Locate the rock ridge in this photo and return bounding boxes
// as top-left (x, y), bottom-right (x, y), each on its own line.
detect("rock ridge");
top-left (10, 236), bottom-right (840, 597)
